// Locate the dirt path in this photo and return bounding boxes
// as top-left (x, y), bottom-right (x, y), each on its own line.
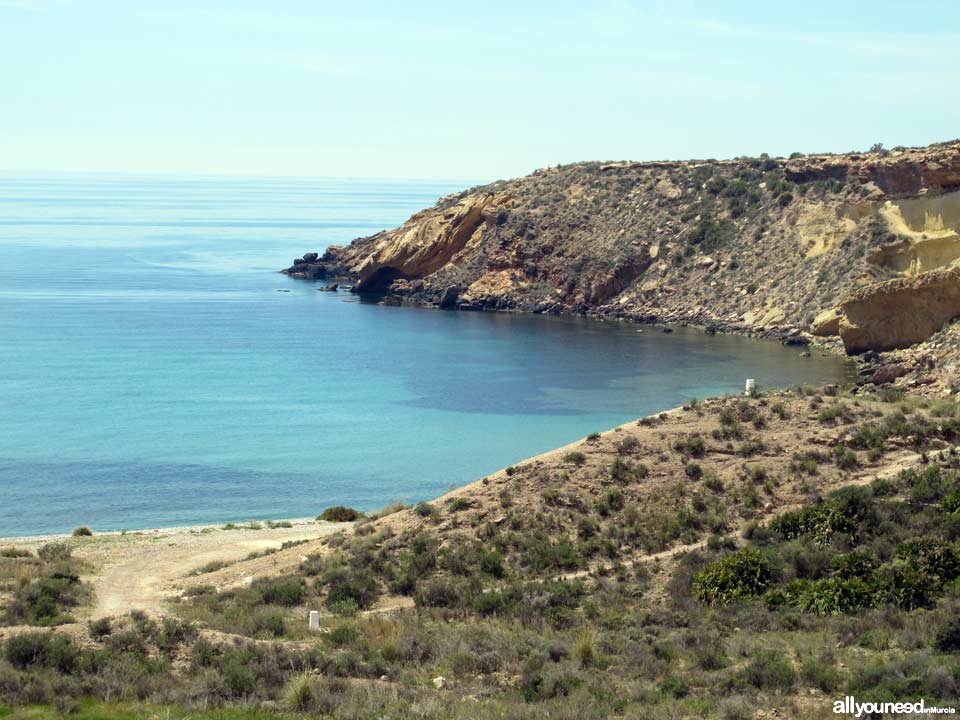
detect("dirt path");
top-left (79, 521), bottom-right (344, 619)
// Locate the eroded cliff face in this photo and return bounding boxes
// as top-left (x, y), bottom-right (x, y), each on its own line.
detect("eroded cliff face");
top-left (283, 140), bottom-right (960, 390)
top-left (352, 193), bottom-right (505, 291)
top-left (840, 264), bottom-right (960, 353)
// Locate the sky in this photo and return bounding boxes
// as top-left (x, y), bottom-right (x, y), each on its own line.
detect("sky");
top-left (1, 0), bottom-right (958, 182)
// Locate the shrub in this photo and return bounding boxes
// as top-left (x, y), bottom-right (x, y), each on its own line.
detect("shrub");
top-left (88, 617), bottom-right (112, 639)
top-left (255, 576), bottom-right (306, 606)
top-left (414, 578), bottom-right (461, 608)
top-left (693, 548), bottom-right (775, 605)
top-left (832, 444), bottom-right (858, 470)
top-left (897, 539), bottom-right (960, 582)
top-left (739, 439), bottom-right (765, 457)
top-left (4, 632), bottom-right (77, 672)
top-left (910, 466), bottom-right (948, 504)
top-left (157, 616), bottom-right (197, 649)
top-left (322, 563), bottom-right (380, 611)
top-left (563, 451), bottom-right (587, 466)
top-left (875, 564), bottom-right (941, 610)
top-left (674, 435), bottom-right (706, 458)
top-left (446, 497), bottom-right (471, 512)
top-left (609, 457), bottom-right (641, 484)
top-left (800, 654), bottom-right (842, 692)
top-left (480, 550), bottom-right (505, 578)
top-left (776, 578), bottom-right (873, 615)
top-left (934, 616), bottom-right (960, 653)
top-left (282, 672), bottom-right (317, 711)
top-left (694, 639), bottom-right (729, 671)
top-left (71, 526), bottom-right (93, 537)
top-left (658, 674), bottom-right (690, 698)
top-left (191, 559), bottom-right (230, 575)
top-left (616, 436), bottom-right (640, 454)
top-left (37, 543), bottom-right (71, 563)
top-left (942, 490), bottom-right (960, 515)
top-left (741, 650), bottom-right (796, 691)
top-left (831, 551), bottom-right (878, 580)
top-left (222, 654), bottom-right (257, 697)
top-left (318, 506), bottom-right (362, 522)
top-left (414, 502), bottom-right (436, 518)
top-left (685, 462), bottom-right (703, 480)
top-left (0, 547), bottom-right (32, 558)
top-left (573, 629), bottom-right (596, 667)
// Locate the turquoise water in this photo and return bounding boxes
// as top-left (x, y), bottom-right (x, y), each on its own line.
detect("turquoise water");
top-left (0, 175), bottom-right (851, 536)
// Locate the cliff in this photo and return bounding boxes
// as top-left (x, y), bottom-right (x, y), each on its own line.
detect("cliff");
top-left (285, 140), bottom-right (960, 392)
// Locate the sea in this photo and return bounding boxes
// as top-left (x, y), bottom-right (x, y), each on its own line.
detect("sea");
top-left (0, 174), bottom-right (852, 536)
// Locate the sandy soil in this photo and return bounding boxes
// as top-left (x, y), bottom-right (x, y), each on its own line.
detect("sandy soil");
top-left (1, 518), bottom-right (347, 619)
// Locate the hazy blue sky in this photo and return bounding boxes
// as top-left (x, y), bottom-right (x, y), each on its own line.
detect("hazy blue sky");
top-left (1, 0), bottom-right (958, 181)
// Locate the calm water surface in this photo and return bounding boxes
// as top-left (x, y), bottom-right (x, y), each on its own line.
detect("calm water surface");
top-left (0, 175), bottom-right (852, 535)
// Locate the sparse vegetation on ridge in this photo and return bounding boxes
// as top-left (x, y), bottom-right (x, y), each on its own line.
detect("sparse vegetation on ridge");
top-left (3, 387), bottom-right (960, 718)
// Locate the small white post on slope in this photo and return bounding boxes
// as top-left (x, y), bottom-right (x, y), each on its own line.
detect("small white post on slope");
top-left (309, 610), bottom-right (320, 632)
top-left (745, 379), bottom-right (756, 396)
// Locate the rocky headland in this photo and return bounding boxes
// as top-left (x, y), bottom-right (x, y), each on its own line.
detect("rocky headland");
top-left (285, 141), bottom-right (960, 395)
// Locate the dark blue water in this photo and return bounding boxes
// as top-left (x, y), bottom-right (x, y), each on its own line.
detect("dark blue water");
top-left (0, 174), bottom-right (851, 536)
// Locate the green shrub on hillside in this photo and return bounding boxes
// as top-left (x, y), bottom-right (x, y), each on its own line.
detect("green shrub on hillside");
top-left (318, 506), bottom-right (362, 522)
top-left (693, 548), bottom-right (776, 605)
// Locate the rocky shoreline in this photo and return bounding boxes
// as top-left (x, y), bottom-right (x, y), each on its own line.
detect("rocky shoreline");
top-left (285, 140), bottom-right (960, 396)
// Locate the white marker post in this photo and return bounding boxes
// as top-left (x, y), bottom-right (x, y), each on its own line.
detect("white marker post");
top-left (309, 610), bottom-right (320, 632)
top-left (745, 379), bottom-right (756, 396)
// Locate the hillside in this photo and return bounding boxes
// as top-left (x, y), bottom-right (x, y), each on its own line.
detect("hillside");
top-left (3, 388), bottom-right (959, 718)
top-left (285, 141), bottom-right (960, 394)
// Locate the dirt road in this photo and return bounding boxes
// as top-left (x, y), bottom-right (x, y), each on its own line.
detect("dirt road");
top-left (66, 520), bottom-right (344, 619)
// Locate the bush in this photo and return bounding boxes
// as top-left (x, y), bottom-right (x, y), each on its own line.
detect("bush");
top-left (658, 674), bottom-right (690, 698)
top-left (832, 444), bottom-right (859, 470)
top-left (563, 451), bottom-right (587, 466)
top-left (322, 563), bottom-right (380, 612)
top-left (413, 578), bottom-right (462, 608)
top-left (71, 526), bottom-right (93, 537)
top-left (282, 672), bottom-right (317, 711)
top-left (693, 548), bottom-right (775, 605)
top-left (480, 550), bottom-right (505, 578)
top-left (4, 632), bottom-right (77, 672)
top-left (609, 457), bottom-right (642, 484)
top-left (222, 654), bottom-right (257, 698)
top-left (934, 616), bottom-right (960, 653)
top-left (0, 547), bottom-right (32, 558)
top-left (37, 543), bottom-right (71, 563)
top-left (318, 506), bottom-right (362, 522)
top-left (414, 502), bottom-right (437, 518)
top-left (800, 654), bottom-right (842, 692)
top-left (775, 578), bottom-right (873, 615)
top-left (741, 650), bottom-right (796, 691)
top-left (897, 539), bottom-right (959, 582)
top-left (88, 617), bottom-right (112, 639)
top-left (674, 435), bottom-right (706, 458)
top-left (446, 497), bottom-right (471, 512)
top-left (255, 576), bottom-right (306, 606)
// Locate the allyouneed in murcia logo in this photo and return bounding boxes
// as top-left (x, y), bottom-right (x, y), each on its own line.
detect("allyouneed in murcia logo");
top-left (833, 696), bottom-right (957, 715)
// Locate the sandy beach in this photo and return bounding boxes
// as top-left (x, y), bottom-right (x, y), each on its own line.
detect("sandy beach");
top-left (1, 517), bottom-right (346, 621)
